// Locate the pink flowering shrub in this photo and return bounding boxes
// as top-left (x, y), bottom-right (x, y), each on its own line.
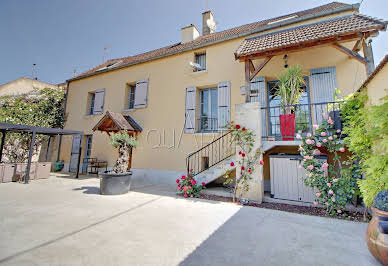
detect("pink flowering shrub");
top-left (176, 170), bottom-right (205, 198)
top-left (298, 116), bottom-right (358, 215)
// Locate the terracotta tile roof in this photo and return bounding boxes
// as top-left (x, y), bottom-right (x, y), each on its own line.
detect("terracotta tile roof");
top-left (93, 111), bottom-right (142, 132)
top-left (235, 14), bottom-right (387, 58)
top-left (70, 2), bottom-right (357, 81)
top-left (359, 54), bottom-right (388, 91)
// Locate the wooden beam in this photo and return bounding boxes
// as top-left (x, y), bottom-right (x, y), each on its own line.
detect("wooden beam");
top-left (352, 39), bottom-right (362, 52)
top-left (238, 32), bottom-right (373, 61)
top-left (331, 43), bottom-right (366, 65)
top-left (245, 60), bottom-right (251, 103)
top-left (249, 59), bottom-right (255, 74)
top-left (362, 38), bottom-right (375, 75)
top-left (250, 56), bottom-right (272, 81)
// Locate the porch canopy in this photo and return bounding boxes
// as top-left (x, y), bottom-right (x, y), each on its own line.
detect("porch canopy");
top-left (0, 123), bottom-right (83, 182)
top-left (234, 14), bottom-right (387, 102)
top-left (92, 111), bottom-right (142, 134)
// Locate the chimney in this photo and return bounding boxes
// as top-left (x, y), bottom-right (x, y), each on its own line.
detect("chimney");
top-left (202, 10), bottom-right (214, 35)
top-left (181, 24), bottom-right (200, 44)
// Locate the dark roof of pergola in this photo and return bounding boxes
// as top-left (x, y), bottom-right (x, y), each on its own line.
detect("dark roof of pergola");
top-left (92, 111), bottom-right (142, 133)
top-left (0, 123), bottom-right (83, 136)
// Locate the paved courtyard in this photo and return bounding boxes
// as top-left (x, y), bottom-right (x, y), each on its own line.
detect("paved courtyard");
top-left (0, 174), bottom-right (378, 266)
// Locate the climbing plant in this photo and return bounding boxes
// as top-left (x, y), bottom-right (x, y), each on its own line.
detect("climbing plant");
top-left (298, 116), bottom-right (357, 215)
top-left (223, 121), bottom-right (264, 203)
top-left (0, 88), bottom-right (66, 162)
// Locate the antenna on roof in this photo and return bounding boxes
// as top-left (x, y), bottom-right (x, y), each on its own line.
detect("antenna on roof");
top-left (73, 69), bottom-right (77, 77)
top-left (32, 63), bottom-right (37, 79)
top-left (103, 45), bottom-right (112, 63)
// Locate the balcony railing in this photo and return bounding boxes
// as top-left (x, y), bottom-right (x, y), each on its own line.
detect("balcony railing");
top-left (260, 101), bottom-right (343, 140)
top-left (197, 117), bottom-right (218, 133)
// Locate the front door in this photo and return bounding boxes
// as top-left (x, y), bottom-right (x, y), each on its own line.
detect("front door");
top-left (267, 77), bottom-right (312, 139)
top-left (69, 135), bottom-right (81, 173)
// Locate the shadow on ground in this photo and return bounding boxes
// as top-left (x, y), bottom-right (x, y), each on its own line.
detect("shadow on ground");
top-left (73, 186), bottom-right (100, 194)
top-left (178, 207), bottom-right (378, 266)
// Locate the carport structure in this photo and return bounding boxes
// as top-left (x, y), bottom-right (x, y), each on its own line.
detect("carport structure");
top-left (0, 123), bottom-right (83, 183)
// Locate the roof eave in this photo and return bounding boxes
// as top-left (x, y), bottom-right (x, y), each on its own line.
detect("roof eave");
top-left (67, 3), bottom-right (359, 83)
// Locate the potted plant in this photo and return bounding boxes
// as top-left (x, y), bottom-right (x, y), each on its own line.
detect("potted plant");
top-left (99, 130), bottom-right (137, 195)
top-left (276, 65), bottom-right (305, 140)
top-left (367, 190), bottom-right (388, 265)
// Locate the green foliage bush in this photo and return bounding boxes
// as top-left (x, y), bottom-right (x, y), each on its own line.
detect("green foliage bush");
top-left (110, 130), bottom-right (138, 148)
top-left (342, 91), bottom-right (388, 206)
top-left (373, 190), bottom-right (388, 212)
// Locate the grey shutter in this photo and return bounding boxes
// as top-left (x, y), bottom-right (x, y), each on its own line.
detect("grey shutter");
top-left (310, 67), bottom-right (337, 125)
top-left (217, 81), bottom-right (231, 130)
top-left (185, 87), bottom-right (196, 133)
top-left (134, 79), bottom-right (149, 109)
top-left (93, 89), bottom-right (105, 114)
top-left (69, 135), bottom-right (81, 172)
top-left (250, 77), bottom-right (267, 136)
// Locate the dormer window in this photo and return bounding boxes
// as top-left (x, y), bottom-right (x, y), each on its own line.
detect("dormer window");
top-left (194, 53), bottom-right (206, 72)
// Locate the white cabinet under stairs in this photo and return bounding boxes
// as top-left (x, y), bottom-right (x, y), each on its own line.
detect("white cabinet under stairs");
top-left (269, 154), bottom-right (326, 203)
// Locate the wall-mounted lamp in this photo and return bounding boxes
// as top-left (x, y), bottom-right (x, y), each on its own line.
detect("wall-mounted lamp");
top-left (283, 54), bottom-right (288, 68)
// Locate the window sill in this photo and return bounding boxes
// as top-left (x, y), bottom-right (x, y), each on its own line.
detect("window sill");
top-left (193, 131), bottom-right (222, 136)
top-left (84, 113), bottom-right (103, 118)
top-left (190, 70), bottom-right (208, 75)
top-left (122, 109), bottom-right (136, 113)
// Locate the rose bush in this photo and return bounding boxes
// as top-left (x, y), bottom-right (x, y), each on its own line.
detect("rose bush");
top-left (176, 170), bottom-right (205, 198)
top-left (223, 121), bottom-right (264, 202)
top-left (298, 115), bottom-right (358, 215)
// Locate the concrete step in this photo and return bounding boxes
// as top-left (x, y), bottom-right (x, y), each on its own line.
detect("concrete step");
top-left (195, 156), bottom-right (236, 185)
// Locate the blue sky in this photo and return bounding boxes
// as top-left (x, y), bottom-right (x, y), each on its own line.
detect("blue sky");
top-left (0, 0), bottom-right (387, 85)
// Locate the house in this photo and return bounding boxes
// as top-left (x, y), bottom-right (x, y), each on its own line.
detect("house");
top-left (359, 54), bottom-right (388, 105)
top-left (0, 77), bottom-right (64, 97)
top-left (59, 2), bottom-right (387, 202)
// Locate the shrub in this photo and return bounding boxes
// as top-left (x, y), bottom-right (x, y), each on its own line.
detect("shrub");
top-left (176, 171), bottom-right (205, 198)
top-left (373, 190), bottom-right (388, 212)
top-left (109, 131), bottom-right (137, 173)
top-left (298, 116), bottom-right (357, 215)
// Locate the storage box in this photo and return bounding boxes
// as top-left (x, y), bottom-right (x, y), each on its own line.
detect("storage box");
top-left (36, 162), bottom-right (51, 179)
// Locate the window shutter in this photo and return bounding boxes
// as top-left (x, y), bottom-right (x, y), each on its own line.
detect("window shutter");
top-left (93, 89), bottom-right (105, 114)
top-left (134, 79), bottom-right (149, 109)
top-left (310, 67), bottom-right (337, 125)
top-left (184, 87), bottom-right (196, 133)
top-left (217, 81), bottom-right (231, 130)
top-left (310, 67), bottom-right (337, 103)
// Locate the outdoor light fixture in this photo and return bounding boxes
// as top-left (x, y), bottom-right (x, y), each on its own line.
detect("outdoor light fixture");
top-left (283, 54), bottom-right (289, 68)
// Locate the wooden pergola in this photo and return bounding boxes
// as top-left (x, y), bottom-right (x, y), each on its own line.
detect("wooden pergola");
top-left (234, 15), bottom-right (387, 102)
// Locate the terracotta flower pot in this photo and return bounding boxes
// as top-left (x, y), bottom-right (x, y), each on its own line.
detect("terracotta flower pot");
top-left (279, 113), bottom-right (295, 141)
top-left (367, 207), bottom-right (388, 265)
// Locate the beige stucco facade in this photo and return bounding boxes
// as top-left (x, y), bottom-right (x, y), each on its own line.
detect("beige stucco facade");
top-left (365, 62), bottom-right (388, 105)
top-left (60, 9), bottom-right (369, 181)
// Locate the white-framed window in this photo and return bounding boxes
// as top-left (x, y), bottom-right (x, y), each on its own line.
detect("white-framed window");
top-left (199, 87), bottom-right (218, 132)
top-left (128, 84), bottom-right (136, 109)
top-left (88, 93), bottom-right (96, 115)
top-left (195, 53), bottom-right (206, 72)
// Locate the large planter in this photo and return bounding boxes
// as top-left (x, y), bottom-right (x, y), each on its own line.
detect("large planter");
top-left (367, 207), bottom-right (388, 265)
top-left (36, 162), bottom-right (51, 179)
top-left (279, 113), bottom-right (295, 141)
top-left (1, 164), bottom-right (16, 183)
top-left (15, 163), bottom-right (36, 182)
top-left (99, 171), bottom-right (132, 195)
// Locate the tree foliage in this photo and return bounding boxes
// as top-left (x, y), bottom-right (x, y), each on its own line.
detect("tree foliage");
top-left (0, 88), bottom-right (66, 162)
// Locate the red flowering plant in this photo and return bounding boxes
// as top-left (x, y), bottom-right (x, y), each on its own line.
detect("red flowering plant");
top-left (223, 121), bottom-right (264, 202)
top-left (176, 170), bottom-right (206, 198)
top-left (297, 114), bottom-right (358, 215)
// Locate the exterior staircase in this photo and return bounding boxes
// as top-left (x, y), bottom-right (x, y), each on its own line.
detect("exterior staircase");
top-left (194, 156), bottom-right (236, 185)
top-left (186, 131), bottom-right (235, 185)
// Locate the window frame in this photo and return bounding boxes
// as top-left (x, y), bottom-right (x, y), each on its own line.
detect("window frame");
top-left (198, 87), bottom-right (218, 132)
top-left (127, 84), bottom-right (136, 109)
top-left (88, 92), bottom-right (96, 115)
top-left (194, 53), bottom-right (206, 72)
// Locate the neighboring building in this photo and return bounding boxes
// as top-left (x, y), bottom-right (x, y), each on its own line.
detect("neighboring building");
top-left (60, 2), bottom-right (387, 201)
top-left (0, 77), bottom-right (64, 97)
top-left (359, 55), bottom-right (388, 105)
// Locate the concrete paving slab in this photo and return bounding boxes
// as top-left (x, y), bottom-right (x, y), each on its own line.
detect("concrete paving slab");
top-left (0, 174), bottom-right (379, 266)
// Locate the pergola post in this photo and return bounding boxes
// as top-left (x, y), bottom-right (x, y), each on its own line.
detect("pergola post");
top-left (363, 38), bottom-right (375, 75)
top-left (25, 130), bottom-right (36, 184)
top-left (45, 136), bottom-right (52, 161)
top-left (75, 134), bottom-right (82, 179)
top-left (0, 131), bottom-right (6, 162)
